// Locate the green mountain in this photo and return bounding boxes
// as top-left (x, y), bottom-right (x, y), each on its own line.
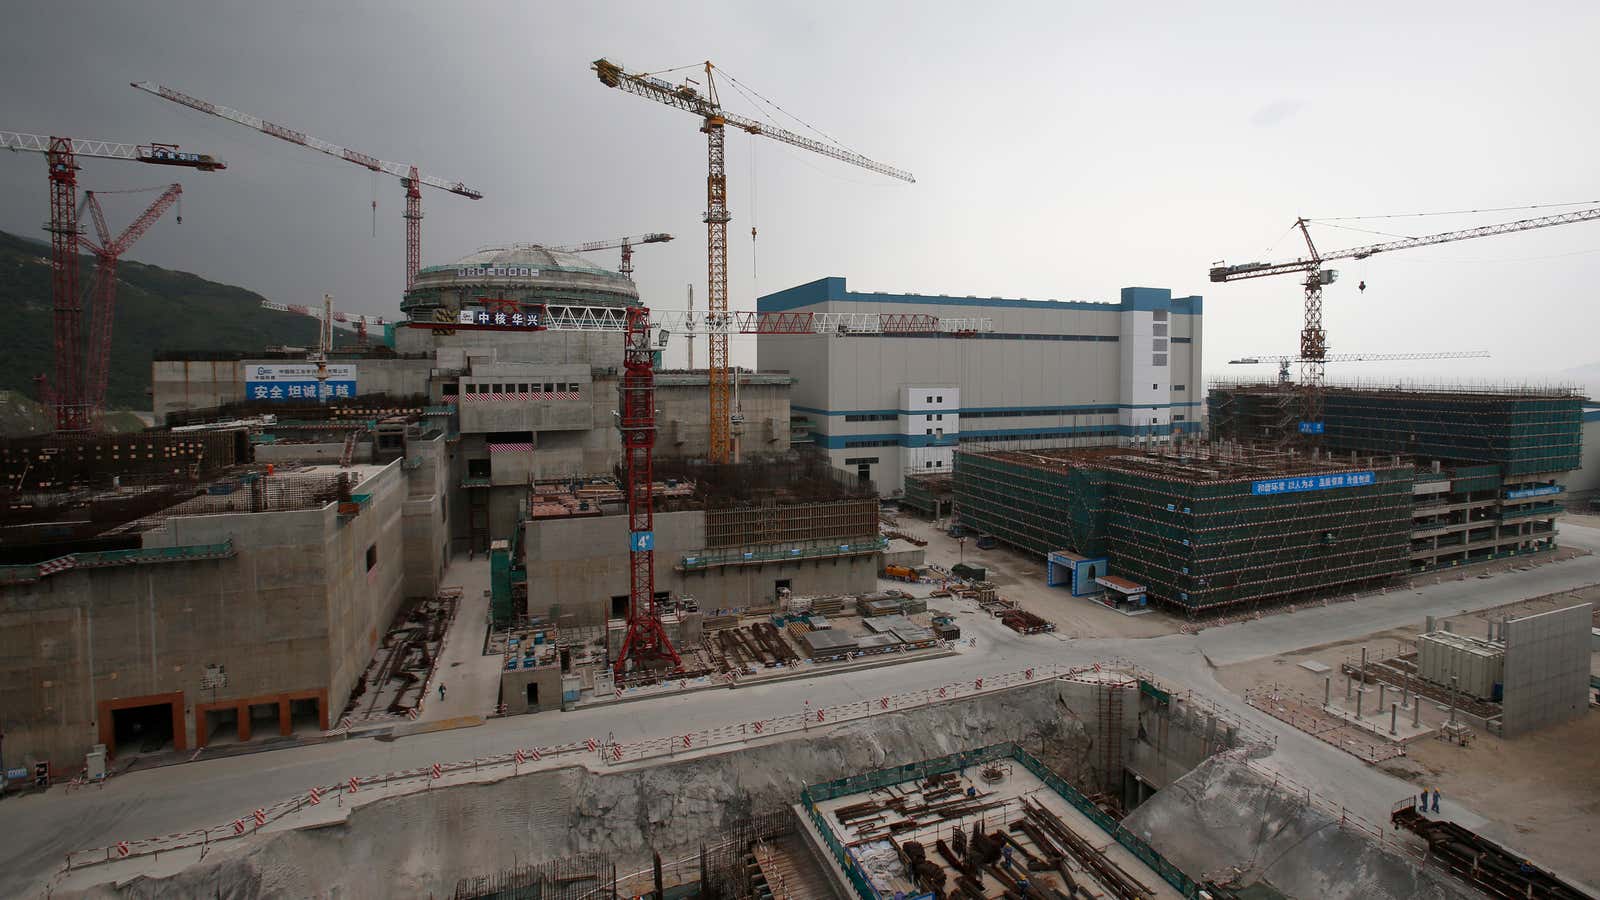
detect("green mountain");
top-left (0, 229), bottom-right (345, 410)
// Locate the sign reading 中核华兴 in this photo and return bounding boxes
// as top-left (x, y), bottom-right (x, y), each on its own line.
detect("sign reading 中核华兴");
top-left (457, 309), bottom-right (545, 329)
top-left (1251, 470), bottom-right (1375, 496)
top-left (245, 363), bottom-right (357, 402)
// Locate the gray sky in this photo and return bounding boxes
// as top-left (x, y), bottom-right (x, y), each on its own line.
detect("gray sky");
top-left (4, 1), bottom-right (1598, 384)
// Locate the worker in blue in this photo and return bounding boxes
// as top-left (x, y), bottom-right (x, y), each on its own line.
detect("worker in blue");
top-left (1418, 788), bottom-right (1428, 811)
top-left (1431, 787), bottom-right (1440, 813)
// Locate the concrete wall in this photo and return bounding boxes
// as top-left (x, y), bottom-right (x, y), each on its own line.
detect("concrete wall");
top-left (522, 510), bottom-right (877, 628)
top-left (401, 433), bottom-right (452, 599)
top-left (499, 666), bottom-right (563, 714)
top-left (758, 277), bottom-right (1203, 494)
top-left (153, 357), bottom-right (435, 423)
top-left (1501, 602), bottom-right (1593, 736)
top-left (0, 462), bottom-right (411, 768)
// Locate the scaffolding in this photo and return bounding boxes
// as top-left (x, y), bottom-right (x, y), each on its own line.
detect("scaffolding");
top-left (955, 444), bottom-right (1416, 614)
top-left (1209, 382), bottom-right (1584, 476)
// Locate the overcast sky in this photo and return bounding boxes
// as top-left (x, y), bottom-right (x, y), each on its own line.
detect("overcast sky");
top-left (3, 2), bottom-right (1598, 384)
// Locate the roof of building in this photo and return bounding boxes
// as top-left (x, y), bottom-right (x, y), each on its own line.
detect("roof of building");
top-left (444, 244), bottom-right (616, 276)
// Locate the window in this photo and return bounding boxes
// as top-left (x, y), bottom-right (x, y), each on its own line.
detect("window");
top-left (518, 383), bottom-right (529, 392)
top-left (844, 413), bottom-right (895, 422)
top-left (926, 395), bottom-right (933, 403)
top-left (926, 461), bottom-right (934, 468)
top-left (1152, 384), bottom-right (1158, 391)
top-left (1153, 323), bottom-right (1168, 337)
top-left (1152, 338), bottom-right (1167, 351)
top-left (926, 414), bottom-right (933, 421)
top-left (1173, 384), bottom-right (1186, 392)
top-left (442, 383), bottom-right (458, 396)
top-left (1152, 353), bottom-right (1167, 366)
top-left (494, 383), bottom-right (504, 393)
top-left (936, 395), bottom-right (943, 402)
top-left (542, 382), bottom-right (553, 392)
top-left (465, 383), bottom-right (478, 394)
top-left (843, 456), bottom-right (880, 465)
top-left (1153, 310), bottom-right (1168, 322)
top-left (1151, 417), bottom-right (1159, 425)
top-left (926, 428), bottom-right (933, 435)
top-left (365, 544), bottom-right (377, 572)
top-left (1174, 414), bottom-right (1186, 421)
top-left (936, 414), bottom-right (944, 421)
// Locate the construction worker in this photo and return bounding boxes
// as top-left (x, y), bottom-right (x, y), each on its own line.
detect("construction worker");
top-left (1418, 788), bottom-right (1428, 811)
top-left (438, 682), bottom-right (447, 702)
top-left (1431, 787), bottom-right (1441, 813)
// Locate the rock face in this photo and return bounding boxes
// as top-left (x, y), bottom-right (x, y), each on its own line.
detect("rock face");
top-left (1121, 754), bottom-right (1476, 900)
top-left (78, 681), bottom-right (1094, 899)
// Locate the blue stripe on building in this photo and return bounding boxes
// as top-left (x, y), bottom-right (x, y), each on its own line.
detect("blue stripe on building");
top-left (793, 401), bottom-right (1203, 417)
top-left (758, 276), bottom-right (1202, 315)
top-left (813, 421), bottom-right (1203, 449)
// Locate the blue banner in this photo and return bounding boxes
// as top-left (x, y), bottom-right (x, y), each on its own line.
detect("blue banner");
top-left (1506, 485), bottom-right (1563, 499)
top-left (1298, 421), bottom-right (1325, 434)
top-left (630, 531), bottom-right (655, 552)
top-left (1252, 470), bottom-right (1375, 496)
top-left (245, 363), bottom-right (357, 402)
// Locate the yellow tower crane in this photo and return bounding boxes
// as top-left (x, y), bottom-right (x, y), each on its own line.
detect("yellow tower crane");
top-left (592, 58), bottom-right (915, 463)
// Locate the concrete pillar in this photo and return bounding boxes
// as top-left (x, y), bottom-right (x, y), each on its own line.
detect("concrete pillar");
top-left (1413, 699), bottom-right (1421, 727)
top-left (1426, 615), bottom-right (1436, 632)
top-left (1378, 683), bottom-right (1386, 709)
top-left (1346, 674), bottom-right (1353, 700)
top-left (1390, 703), bottom-right (1398, 736)
top-left (1356, 687), bottom-right (1364, 719)
top-left (1324, 676), bottom-right (1331, 708)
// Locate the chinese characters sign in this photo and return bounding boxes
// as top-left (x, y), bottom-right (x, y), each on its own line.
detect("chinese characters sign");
top-left (245, 363), bottom-right (357, 401)
top-left (457, 309), bottom-right (544, 329)
top-left (1251, 470), bottom-right (1375, 496)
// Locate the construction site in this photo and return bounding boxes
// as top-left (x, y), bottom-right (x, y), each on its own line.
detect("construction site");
top-left (1, 16), bottom-right (1599, 900)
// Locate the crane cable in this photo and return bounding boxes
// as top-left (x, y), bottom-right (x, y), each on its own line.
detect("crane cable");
top-left (1309, 200), bottom-right (1599, 222)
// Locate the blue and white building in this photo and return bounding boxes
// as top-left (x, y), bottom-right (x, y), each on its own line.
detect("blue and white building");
top-left (757, 277), bottom-right (1203, 494)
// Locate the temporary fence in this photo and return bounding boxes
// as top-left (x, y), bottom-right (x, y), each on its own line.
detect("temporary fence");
top-left (1244, 685), bottom-right (1409, 764)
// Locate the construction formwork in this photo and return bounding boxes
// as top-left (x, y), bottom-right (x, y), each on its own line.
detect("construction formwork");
top-left (956, 445), bottom-right (1415, 613)
top-left (703, 498), bottom-right (878, 550)
top-left (1208, 382), bottom-right (1584, 476)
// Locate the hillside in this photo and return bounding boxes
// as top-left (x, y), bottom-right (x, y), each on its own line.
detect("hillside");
top-left (0, 230), bottom-right (347, 410)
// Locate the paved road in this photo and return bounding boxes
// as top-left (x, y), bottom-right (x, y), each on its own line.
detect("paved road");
top-left (6, 525), bottom-right (1599, 897)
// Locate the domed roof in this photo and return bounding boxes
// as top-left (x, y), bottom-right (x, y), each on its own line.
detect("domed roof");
top-left (447, 244), bottom-right (616, 277)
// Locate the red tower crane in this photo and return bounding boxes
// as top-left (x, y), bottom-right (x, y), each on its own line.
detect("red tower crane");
top-left (130, 81), bottom-right (483, 291)
top-left (1, 131), bottom-right (224, 431)
top-left (614, 305), bottom-right (682, 676)
top-left (543, 233), bottom-right (674, 280)
top-left (79, 184), bottom-right (185, 427)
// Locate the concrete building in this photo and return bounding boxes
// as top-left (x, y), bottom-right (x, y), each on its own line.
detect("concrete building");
top-left (153, 247), bottom-right (796, 551)
top-left (0, 443), bottom-right (453, 769)
top-left (757, 277), bottom-right (1204, 495)
top-left (515, 461), bottom-right (882, 629)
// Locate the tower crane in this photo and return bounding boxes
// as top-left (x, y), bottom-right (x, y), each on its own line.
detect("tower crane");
top-left (592, 58), bottom-right (914, 464)
top-left (542, 233), bottom-right (673, 279)
top-left (260, 299), bottom-right (388, 346)
top-left (1211, 204), bottom-right (1600, 438)
top-left (79, 184), bottom-right (185, 427)
top-left (130, 81), bottom-right (483, 292)
top-left (575, 303), bottom-right (986, 678)
top-left (1227, 350), bottom-right (1491, 385)
top-left (1, 131), bottom-right (224, 432)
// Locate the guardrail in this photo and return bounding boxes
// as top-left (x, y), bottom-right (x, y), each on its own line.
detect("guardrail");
top-left (0, 540), bottom-right (236, 586)
top-left (63, 661), bottom-right (1103, 873)
top-left (679, 537), bottom-right (888, 571)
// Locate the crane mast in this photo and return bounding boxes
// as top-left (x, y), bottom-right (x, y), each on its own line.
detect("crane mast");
top-left (2, 130), bottom-right (223, 431)
top-left (130, 81), bottom-right (482, 290)
top-left (1211, 204), bottom-right (1600, 438)
top-left (593, 58), bottom-right (913, 463)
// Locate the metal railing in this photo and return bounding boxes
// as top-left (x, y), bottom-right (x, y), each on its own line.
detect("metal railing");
top-left (679, 537), bottom-right (887, 571)
top-left (0, 540), bottom-right (236, 586)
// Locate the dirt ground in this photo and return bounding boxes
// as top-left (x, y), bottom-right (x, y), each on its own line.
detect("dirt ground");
top-left (1212, 589), bottom-right (1600, 888)
top-left (885, 514), bottom-right (1183, 639)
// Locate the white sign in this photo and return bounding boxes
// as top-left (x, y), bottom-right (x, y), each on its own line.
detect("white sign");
top-left (457, 309), bottom-right (544, 328)
top-left (247, 363), bottom-right (356, 383)
top-left (456, 266), bottom-right (540, 278)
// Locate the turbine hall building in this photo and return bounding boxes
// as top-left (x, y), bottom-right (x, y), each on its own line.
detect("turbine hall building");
top-left (756, 277), bottom-right (1204, 496)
